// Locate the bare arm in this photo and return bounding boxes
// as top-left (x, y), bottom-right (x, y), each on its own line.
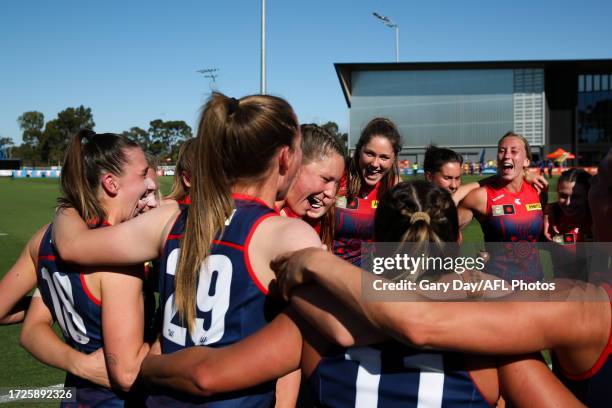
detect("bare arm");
top-left (52, 205), bottom-right (179, 265)
top-left (498, 355), bottom-right (585, 407)
top-left (20, 297), bottom-right (110, 387)
top-left (273, 247), bottom-right (610, 356)
top-left (0, 225), bottom-right (47, 324)
top-left (100, 268), bottom-right (149, 391)
top-left (452, 182), bottom-right (480, 205)
top-left (291, 284), bottom-right (385, 347)
top-left (140, 310), bottom-right (303, 396)
top-left (458, 187), bottom-right (487, 229)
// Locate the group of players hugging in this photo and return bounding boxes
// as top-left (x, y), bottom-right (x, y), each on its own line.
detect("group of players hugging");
top-left (0, 92), bottom-right (610, 407)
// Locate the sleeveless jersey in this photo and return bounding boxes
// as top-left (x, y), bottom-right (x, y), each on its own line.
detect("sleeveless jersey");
top-left (548, 203), bottom-right (593, 244)
top-left (37, 224), bottom-right (128, 407)
top-left (149, 194), bottom-right (279, 407)
top-left (547, 204), bottom-right (593, 280)
top-left (478, 181), bottom-right (544, 282)
top-left (553, 284), bottom-right (612, 407)
top-left (333, 182), bottom-right (380, 266)
top-left (310, 342), bottom-right (491, 408)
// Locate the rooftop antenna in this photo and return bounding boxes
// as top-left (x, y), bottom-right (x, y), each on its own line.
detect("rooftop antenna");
top-left (197, 67), bottom-right (220, 89)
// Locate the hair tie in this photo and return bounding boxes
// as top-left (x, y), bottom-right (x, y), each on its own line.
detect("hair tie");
top-left (228, 97), bottom-right (240, 115)
top-left (410, 211), bottom-right (430, 225)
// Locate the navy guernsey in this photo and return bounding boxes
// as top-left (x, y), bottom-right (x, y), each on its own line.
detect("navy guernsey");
top-left (310, 342), bottom-right (492, 408)
top-left (148, 194), bottom-right (279, 407)
top-left (37, 224), bottom-right (128, 407)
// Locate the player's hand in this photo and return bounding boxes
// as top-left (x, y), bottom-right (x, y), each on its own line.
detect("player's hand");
top-left (542, 209), bottom-right (560, 242)
top-left (271, 247), bottom-right (325, 301)
top-left (78, 348), bottom-right (110, 388)
top-left (524, 172), bottom-right (549, 194)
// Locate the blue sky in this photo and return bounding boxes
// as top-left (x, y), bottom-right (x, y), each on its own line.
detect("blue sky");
top-left (2, 0), bottom-right (612, 144)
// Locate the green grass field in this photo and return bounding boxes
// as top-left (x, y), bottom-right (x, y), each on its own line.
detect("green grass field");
top-left (0, 175), bottom-right (558, 404)
top-left (0, 177), bottom-right (172, 406)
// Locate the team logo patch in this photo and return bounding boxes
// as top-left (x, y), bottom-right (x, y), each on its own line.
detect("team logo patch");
top-left (347, 198), bottom-right (359, 209)
top-left (526, 203), bottom-right (542, 211)
top-left (371, 200), bottom-right (378, 209)
top-left (503, 204), bottom-right (515, 214)
top-left (335, 196), bottom-right (347, 209)
top-left (492, 205), bottom-right (504, 216)
top-left (492, 204), bottom-right (515, 216)
top-left (563, 233), bottom-right (576, 244)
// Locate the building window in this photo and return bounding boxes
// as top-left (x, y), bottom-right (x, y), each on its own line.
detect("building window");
top-left (586, 75), bottom-right (593, 92)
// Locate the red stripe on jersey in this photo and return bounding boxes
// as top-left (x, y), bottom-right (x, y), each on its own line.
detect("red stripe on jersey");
top-left (232, 193), bottom-right (279, 213)
top-left (177, 196), bottom-right (191, 205)
top-left (212, 239), bottom-right (244, 251)
top-left (167, 234), bottom-right (184, 240)
top-left (243, 213), bottom-right (278, 295)
top-left (38, 255), bottom-right (56, 261)
top-left (160, 213), bottom-right (183, 258)
top-left (80, 274), bottom-right (101, 307)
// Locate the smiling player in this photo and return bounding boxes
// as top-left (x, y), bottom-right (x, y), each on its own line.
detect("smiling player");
top-left (459, 132), bottom-right (544, 282)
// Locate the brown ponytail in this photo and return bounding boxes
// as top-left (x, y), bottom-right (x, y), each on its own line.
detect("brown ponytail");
top-left (374, 180), bottom-right (458, 279)
top-left (175, 92), bottom-right (299, 333)
top-left (58, 130), bottom-right (139, 227)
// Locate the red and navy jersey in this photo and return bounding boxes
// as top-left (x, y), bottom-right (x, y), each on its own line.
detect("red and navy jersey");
top-left (309, 342), bottom-right (491, 408)
top-left (478, 182), bottom-right (544, 282)
top-left (150, 194), bottom-right (278, 407)
top-left (37, 224), bottom-right (128, 407)
top-left (333, 182), bottom-right (380, 266)
top-left (548, 204), bottom-right (593, 244)
top-left (553, 284), bottom-right (612, 408)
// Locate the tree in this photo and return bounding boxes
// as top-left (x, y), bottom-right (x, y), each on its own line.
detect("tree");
top-left (321, 121), bottom-right (348, 155)
top-left (122, 127), bottom-right (151, 152)
top-left (148, 120), bottom-right (192, 161)
top-left (17, 111), bottom-right (45, 164)
top-left (42, 106), bottom-right (95, 164)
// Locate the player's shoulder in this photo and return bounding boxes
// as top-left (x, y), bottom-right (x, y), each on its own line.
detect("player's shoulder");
top-left (258, 215), bottom-right (321, 250)
top-left (464, 185), bottom-right (488, 205)
top-left (28, 223), bottom-right (51, 260)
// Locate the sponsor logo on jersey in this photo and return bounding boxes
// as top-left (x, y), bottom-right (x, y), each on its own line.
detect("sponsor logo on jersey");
top-left (493, 204), bottom-right (515, 216)
top-left (526, 203), bottom-right (542, 211)
top-left (491, 194), bottom-right (505, 202)
top-left (492, 205), bottom-right (504, 216)
top-left (335, 196), bottom-right (347, 209)
top-left (371, 200), bottom-right (378, 209)
top-left (347, 198), bottom-right (359, 209)
top-left (514, 198), bottom-right (522, 205)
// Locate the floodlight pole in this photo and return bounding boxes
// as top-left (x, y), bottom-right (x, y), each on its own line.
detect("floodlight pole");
top-left (395, 25), bottom-right (399, 63)
top-left (261, 0), bottom-right (266, 94)
top-left (373, 12), bottom-right (399, 62)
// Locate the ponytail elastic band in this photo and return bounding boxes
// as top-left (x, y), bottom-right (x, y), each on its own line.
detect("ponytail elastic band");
top-left (228, 97), bottom-right (240, 115)
top-left (410, 212), bottom-right (430, 225)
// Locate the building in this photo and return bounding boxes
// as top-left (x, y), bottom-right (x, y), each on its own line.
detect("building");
top-left (335, 59), bottom-right (612, 166)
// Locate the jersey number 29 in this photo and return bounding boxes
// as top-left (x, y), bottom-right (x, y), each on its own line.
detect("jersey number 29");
top-left (163, 248), bottom-right (232, 346)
